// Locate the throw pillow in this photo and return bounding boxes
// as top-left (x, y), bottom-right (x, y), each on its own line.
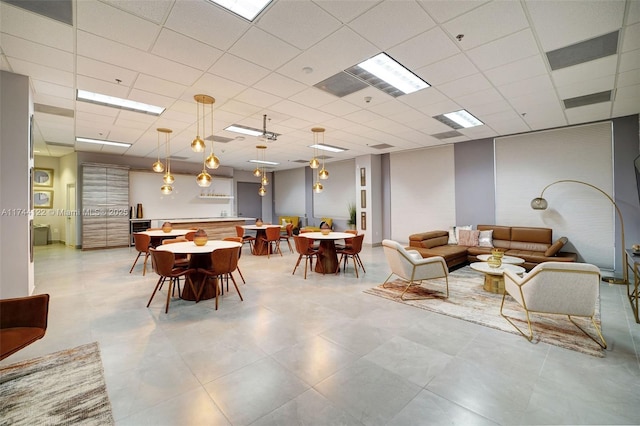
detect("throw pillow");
top-left (478, 230), bottom-right (494, 247)
top-left (448, 226), bottom-right (457, 244)
top-left (545, 236), bottom-right (568, 257)
top-left (458, 229), bottom-right (480, 246)
top-left (455, 225), bottom-right (472, 244)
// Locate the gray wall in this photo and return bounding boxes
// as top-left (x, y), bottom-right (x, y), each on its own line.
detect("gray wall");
top-left (454, 138), bottom-right (496, 227)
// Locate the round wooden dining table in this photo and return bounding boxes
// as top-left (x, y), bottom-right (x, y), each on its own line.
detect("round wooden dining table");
top-left (241, 224), bottom-right (281, 255)
top-left (299, 232), bottom-right (354, 273)
top-left (155, 240), bottom-right (242, 301)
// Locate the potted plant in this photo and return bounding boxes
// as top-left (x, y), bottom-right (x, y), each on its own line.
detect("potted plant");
top-left (347, 203), bottom-right (356, 230)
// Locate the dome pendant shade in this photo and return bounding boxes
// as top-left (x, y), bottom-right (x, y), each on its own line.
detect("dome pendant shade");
top-left (163, 173), bottom-right (175, 184)
top-left (313, 181), bottom-right (323, 193)
top-left (191, 137), bottom-right (206, 152)
top-left (196, 171), bottom-right (212, 187)
top-left (261, 175), bottom-right (269, 186)
top-left (258, 186), bottom-right (266, 196)
top-left (253, 167), bottom-right (262, 177)
top-left (205, 153), bottom-right (220, 169)
top-left (152, 160), bottom-right (165, 173)
top-left (318, 168), bottom-right (329, 180)
top-left (160, 184), bottom-right (173, 194)
top-left (309, 157), bottom-right (320, 169)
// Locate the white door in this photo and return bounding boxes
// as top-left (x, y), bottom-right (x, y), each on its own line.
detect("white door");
top-left (66, 183), bottom-right (76, 247)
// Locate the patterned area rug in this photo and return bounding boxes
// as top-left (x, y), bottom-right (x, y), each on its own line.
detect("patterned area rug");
top-left (365, 266), bottom-right (605, 357)
top-left (0, 342), bottom-right (114, 425)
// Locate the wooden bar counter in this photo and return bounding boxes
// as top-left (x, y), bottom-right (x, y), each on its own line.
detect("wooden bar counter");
top-left (155, 218), bottom-right (250, 241)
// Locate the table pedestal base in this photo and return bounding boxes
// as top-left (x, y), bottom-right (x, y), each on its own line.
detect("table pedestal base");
top-left (483, 274), bottom-right (505, 294)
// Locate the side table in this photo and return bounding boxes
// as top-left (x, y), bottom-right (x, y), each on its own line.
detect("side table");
top-left (626, 249), bottom-right (640, 323)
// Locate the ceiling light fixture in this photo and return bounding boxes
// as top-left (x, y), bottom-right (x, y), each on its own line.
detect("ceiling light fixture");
top-left (75, 137), bottom-right (131, 148)
top-left (309, 143), bottom-right (346, 153)
top-left (353, 53), bottom-right (429, 95)
top-left (310, 127), bottom-right (327, 190)
top-left (158, 128), bottom-right (174, 193)
top-left (443, 109), bottom-right (483, 128)
top-left (249, 159), bottom-right (279, 166)
top-left (152, 129), bottom-right (165, 173)
top-left (225, 124), bottom-right (264, 137)
top-left (255, 145), bottom-right (268, 196)
top-left (207, 0), bottom-right (272, 21)
top-left (191, 95), bottom-right (211, 153)
top-left (204, 97), bottom-right (220, 170)
top-left (76, 89), bottom-right (164, 115)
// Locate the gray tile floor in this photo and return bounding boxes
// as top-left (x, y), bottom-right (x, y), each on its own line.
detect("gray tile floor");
top-left (4, 242), bottom-right (640, 425)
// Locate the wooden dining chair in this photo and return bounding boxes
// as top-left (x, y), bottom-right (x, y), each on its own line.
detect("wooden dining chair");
top-left (223, 237), bottom-right (246, 284)
top-left (235, 225), bottom-right (255, 252)
top-left (279, 223), bottom-right (294, 253)
top-left (161, 237), bottom-right (189, 268)
top-left (197, 247), bottom-right (243, 310)
top-left (148, 248), bottom-right (196, 313)
top-left (292, 235), bottom-right (323, 279)
top-left (184, 231), bottom-right (196, 241)
top-left (129, 233), bottom-right (151, 275)
top-left (264, 226), bottom-right (283, 258)
top-left (337, 234), bottom-right (366, 278)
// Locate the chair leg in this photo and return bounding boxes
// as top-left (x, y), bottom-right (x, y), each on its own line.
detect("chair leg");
top-left (382, 272), bottom-right (395, 288)
top-left (355, 254), bottom-right (366, 273)
top-left (236, 266), bottom-right (246, 284)
top-left (129, 252), bottom-right (142, 273)
top-left (293, 255), bottom-right (303, 275)
top-left (228, 273), bottom-right (243, 301)
top-left (352, 256), bottom-right (359, 278)
top-left (569, 315), bottom-right (607, 349)
top-left (142, 251), bottom-right (149, 276)
top-left (147, 276), bottom-right (165, 307)
top-left (165, 279), bottom-right (174, 313)
top-left (500, 292), bottom-right (534, 341)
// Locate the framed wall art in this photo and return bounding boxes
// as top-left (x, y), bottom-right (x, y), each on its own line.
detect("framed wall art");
top-left (361, 189), bottom-right (366, 208)
top-left (34, 168), bottom-right (54, 187)
top-left (361, 211), bottom-right (367, 230)
top-left (360, 167), bottom-right (366, 186)
top-left (34, 190), bottom-right (53, 209)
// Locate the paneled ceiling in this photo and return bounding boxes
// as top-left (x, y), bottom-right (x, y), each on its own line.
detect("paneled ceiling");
top-left (1, 0), bottom-right (638, 172)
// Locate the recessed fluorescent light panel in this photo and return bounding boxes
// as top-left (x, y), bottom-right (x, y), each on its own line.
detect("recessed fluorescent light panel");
top-left (434, 110), bottom-right (483, 129)
top-left (348, 53), bottom-right (429, 97)
top-left (76, 137), bottom-right (131, 148)
top-left (77, 90), bottom-right (165, 115)
top-left (248, 159), bottom-right (279, 166)
top-left (309, 144), bottom-right (346, 153)
top-left (207, 0), bottom-right (272, 21)
top-left (225, 124), bottom-right (264, 137)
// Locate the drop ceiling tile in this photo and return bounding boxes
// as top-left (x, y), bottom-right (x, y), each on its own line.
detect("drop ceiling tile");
top-left (348, 1), bottom-right (435, 50)
top-left (1, 34), bottom-right (74, 72)
top-left (77, 0), bottom-right (161, 51)
top-left (486, 117), bottom-right (529, 135)
top-left (615, 83), bottom-right (639, 100)
top-left (622, 23), bottom-right (640, 52)
top-left (76, 74), bottom-right (130, 99)
top-left (76, 56), bottom-right (139, 87)
top-left (32, 93), bottom-right (75, 110)
top-left (617, 69), bottom-right (640, 88)
top-left (484, 55), bottom-right (548, 87)
top-left (525, 0), bottom-right (625, 51)
top-left (256, 1), bottom-right (341, 50)
top-left (416, 53), bottom-right (479, 85)
top-left (277, 27), bottom-right (378, 85)
top-left (418, 99), bottom-right (462, 117)
top-left (32, 80), bottom-right (74, 100)
top-left (229, 26), bottom-right (300, 71)
top-left (8, 58), bottom-right (73, 87)
top-left (288, 87), bottom-right (337, 109)
top-left (134, 74), bottom-right (188, 99)
top-left (253, 73), bottom-right (307, 98)
top-left (164, 0), bottom-right (249, 51)
top-left (551, 56), bottom-right (618, 87)
top-left (234, 88), bottom-right (283, 109)
top-left (101, 0), bottom-right (173, 24)
top-left (442, 1), bottom-right (528, 50)
top-left (218, 99), bottom-right (264, 118)
top-left (270, 99), bottom-right (334, 123)
top-left (191, 73), bottom-right (246, 102)
top-left (466, 29), bottom-right (539, 71)
top-left (387, 27), bottom-right (461, 70)
top-left (209, 54), bottom-right (270, 86)
top-left (564, 102), bottom-right (612, 124)
top-left (498, 74), bottom-right (554, 99)
top-left (619, 49), bottom-right (640, 73)
top-left (0, 2), bottom-right (74, 52)
top-left (313, 0), bottom-right (377, 23)
top-left (612, 88), bottom-right (640, 116)
top-left (556, 75), bottom-right (615, 100)
top-left (129, 89), bottom-right (175, 111)
top-left (468, 99), bottom-right (513, 117)
top-left (77, 31), bottom-right (202, 86)
top-left (508, 89), bottom-right (562, 113)
top-left (152, 29), bottom-right (223, 71)
top-left (417, 0), bottom-right (489, 24)
top-left (438, 73), bottom-right (492, 99)
top-left (629, 0), bottom-right (640, 24)
top-left (398, 87), bottom-right (449, 109)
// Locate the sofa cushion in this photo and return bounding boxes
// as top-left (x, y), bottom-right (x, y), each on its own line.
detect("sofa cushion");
top-left (478, 230), bottom-right (493, 247)
top-left (409, 231), bottom-right (449, 249)
top-left (458, 229), bottom-right (479, 246)
top-left (511, 226), bottom-right (552, 244)
top-left (509, 241), bottom-right (550, 252)
top-left (545, 237), bottom-right (568, 257)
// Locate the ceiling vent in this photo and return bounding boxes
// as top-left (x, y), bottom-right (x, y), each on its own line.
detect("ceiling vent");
top-left (293, 159), bottom-right (308, 164)
top-left (205, 135), bottom-right (234, 143)
top-left (432, 130), bottom-right (464, 139)
top-left (169, 156), bottom-right (189, 160)
top-left (432, 114), bottom-right (463, 130)
top-left (314, 71), bottom-right (369, 98)
top-left (35, 103), bottom-right (74, 118)
top-left (370, 143), bottom-right (394, 149)
top-left (45, 141), bottom-right (74, 147)
top-left (563, 90), bottom-right (613, 109)
top-left (344, 65), bottom-right (405, 98)
top-left (547, 31), bottom-right (619, 71)
top-left (3, 0), bottom-right (73, 25)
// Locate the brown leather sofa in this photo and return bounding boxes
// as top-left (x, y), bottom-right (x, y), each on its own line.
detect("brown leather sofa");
top-left (408, 225), bottom-right (577, 270)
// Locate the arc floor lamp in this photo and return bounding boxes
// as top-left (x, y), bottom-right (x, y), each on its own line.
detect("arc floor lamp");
top-left (531, 179), bottom-right (628, 284)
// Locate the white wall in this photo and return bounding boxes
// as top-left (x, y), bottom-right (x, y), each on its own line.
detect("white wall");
top-left (312, 159), bottom-right (356, 225)
top-left (274, 168), bottom-right (305, 217)
top-left (390, 146), bottom-right (456, 243)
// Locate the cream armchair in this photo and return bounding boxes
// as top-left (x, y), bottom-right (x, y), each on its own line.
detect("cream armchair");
top-left (382, 239), bottom-right (449, 300)
top-left (502, 261), bottom-right (606, 348)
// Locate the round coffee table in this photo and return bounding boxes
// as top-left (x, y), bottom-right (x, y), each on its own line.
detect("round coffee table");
top-left (470, 262), bottom-right (525, 294)
top-left (476, 254), bottom-right (525, 264)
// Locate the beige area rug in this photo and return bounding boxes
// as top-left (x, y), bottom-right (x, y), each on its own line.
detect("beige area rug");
top-left (0, 342), bottom-right (114, 425)
top-left (364, 266), bottom-right (605, 357)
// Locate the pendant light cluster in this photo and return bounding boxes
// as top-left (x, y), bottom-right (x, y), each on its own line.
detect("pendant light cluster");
top-left (192, 94), bottom-right (218, 188)
top-left (309, 127), bottom-right (328, 193)
top-left (156, 128), bottom-right (173, 194)
top-left (255, 145), bottom-right (269, 196)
